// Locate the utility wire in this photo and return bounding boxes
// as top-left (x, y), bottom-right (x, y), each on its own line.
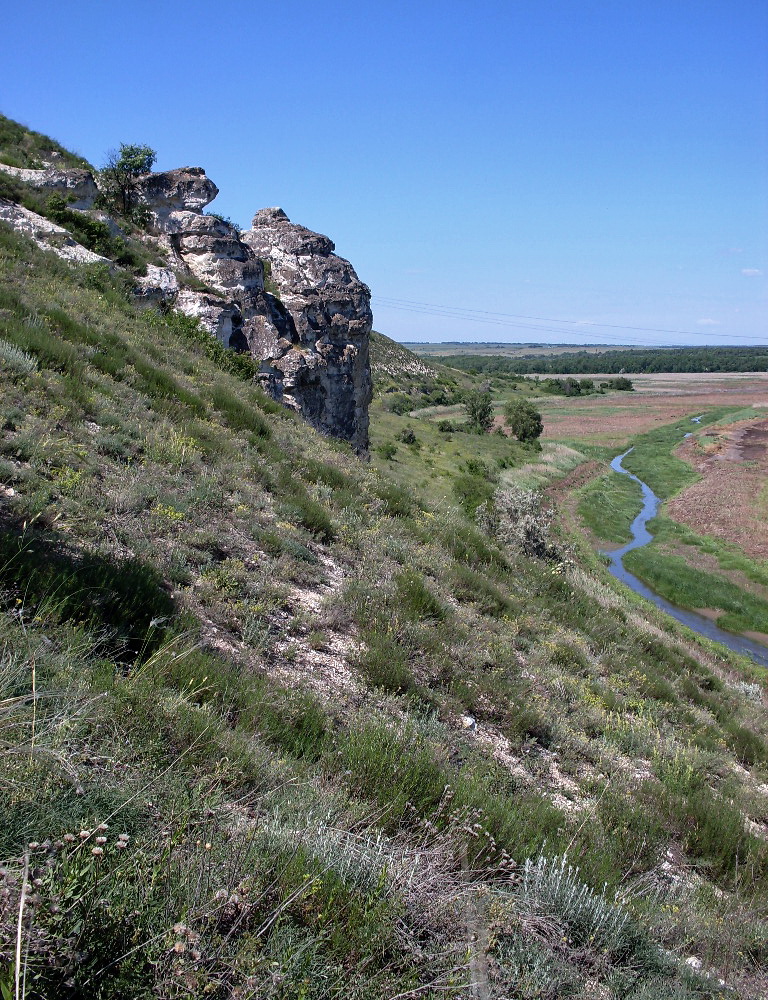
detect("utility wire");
top-left (372, 295), bottom-right (768, 344)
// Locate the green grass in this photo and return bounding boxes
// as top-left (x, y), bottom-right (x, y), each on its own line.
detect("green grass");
top-left (650, 516), bottom-right (768, 588)
top-left (621, 410), bottom-right (739, 500)
top-left (624, 546), bottom-right (768, 635)
top-left (0, 113), bottom-right (93, 169)
top-left (578, 469), bottom-right (643, 543)
top-left (2, 121), bottom-right (768, 996)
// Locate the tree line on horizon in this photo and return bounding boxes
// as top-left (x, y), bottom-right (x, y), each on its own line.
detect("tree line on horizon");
top-left (438, 345), bottom-right (768, 376)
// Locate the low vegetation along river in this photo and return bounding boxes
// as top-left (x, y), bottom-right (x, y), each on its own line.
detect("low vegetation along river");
top-left (606, 445), bottom-right (768, 668)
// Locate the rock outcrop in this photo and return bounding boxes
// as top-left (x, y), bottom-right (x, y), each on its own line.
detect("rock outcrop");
top-left (134, 170), bottom-right (371, 453)
top-left (0, 198), bottom-right (110, 266)
top-left (0, 163), bottom-right (98, 209)
top-left (242, 209), bottom-right (372, 453)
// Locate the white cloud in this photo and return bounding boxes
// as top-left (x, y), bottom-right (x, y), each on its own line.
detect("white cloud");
top-left (697, 318), bottom-right (720, 326)
top-left (741, 268), bottom-right (763, 277)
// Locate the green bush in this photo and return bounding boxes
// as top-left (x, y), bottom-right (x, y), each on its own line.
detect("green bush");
top-left (464, 388), bottom-right (493, 433)
top-left (505, 398), bottom-right (543, 443)
top-left (209, 385), bottom-right (271, 439)
top-left (356, 630), bottom-right (415, 693)
top-left (394, 569), bottom-right (446, 622)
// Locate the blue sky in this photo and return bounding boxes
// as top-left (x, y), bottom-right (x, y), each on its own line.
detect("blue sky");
top-left (2, 0), bottom-right (766, 345)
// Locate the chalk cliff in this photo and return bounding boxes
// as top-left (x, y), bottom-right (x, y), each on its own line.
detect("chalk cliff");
top-left (133, 170), bottom-right (372, 453)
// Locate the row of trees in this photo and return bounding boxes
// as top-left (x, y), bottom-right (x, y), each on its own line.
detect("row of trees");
top-left (443, 346), bottom-right (768, 376)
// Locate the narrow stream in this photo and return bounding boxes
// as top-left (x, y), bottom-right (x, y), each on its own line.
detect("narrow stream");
top-left (605, 441), bottom-right (768, 667)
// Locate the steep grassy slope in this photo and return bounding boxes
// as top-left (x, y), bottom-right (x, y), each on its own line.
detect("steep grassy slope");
top-left (0, 113), bottom-right (92, 170)
top-left (0, 124), bottom-right (767, 999)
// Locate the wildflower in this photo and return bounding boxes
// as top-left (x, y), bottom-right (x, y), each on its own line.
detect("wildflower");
top-left (95, 836), bottom-right (107, 845)
top-left (63, 834), bottom-right (76, 843)
top-left (79, 830), bottom-right (91, 840)
top-left (28, 842), bottom-right (40, 850)
top-left (97, 823), bottom-right (109, 832)
top-left (205, 842), bottom-right (211, 850)
top-left (173, 940), bottom-right (186, 954)
top-left (91, 847), bottom-right (104, 857)
top-left (115, 841), bottom-right (127, 850)
top-left (118, 833), bottom-right (129, 843)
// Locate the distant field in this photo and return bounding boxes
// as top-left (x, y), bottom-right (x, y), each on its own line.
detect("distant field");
top-left (539, 372), bottom-right (768, 447)
top-left (405, 341), bottom-right (643, 358)
top-left (405, 342), bottom-right (768, 374)
top-left (551, 375), bottom-right (768, 644)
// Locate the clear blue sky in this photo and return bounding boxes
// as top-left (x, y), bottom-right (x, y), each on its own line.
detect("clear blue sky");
top-left (2, 0), bottom-right (766, 346)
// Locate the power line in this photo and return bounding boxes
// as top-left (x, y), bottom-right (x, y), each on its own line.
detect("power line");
top-left (372, 295), bottom-right (768, 343)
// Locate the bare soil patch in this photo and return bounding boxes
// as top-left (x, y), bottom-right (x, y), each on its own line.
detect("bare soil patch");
top-left (540, 373), bottom-right (768, 446)
top-left (667, 417), bottom-right (768, 561)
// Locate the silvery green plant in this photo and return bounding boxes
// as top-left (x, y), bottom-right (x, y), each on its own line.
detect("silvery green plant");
top-left (478, 485), bottom-right (559, 560)
top-left (0, 337), bottom-right (37, 375)
top-left (517, 853), bottom-right (631, 953)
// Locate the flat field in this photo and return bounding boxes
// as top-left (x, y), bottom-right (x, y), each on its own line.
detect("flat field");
top-left (405, 341), bottom-right (641, 358)
top-left (667, 416), bottom-right (768, 561)
top-left (539, 372), bottom-right (768, 447)
top-left (555, 373), bottom-right (768, 644)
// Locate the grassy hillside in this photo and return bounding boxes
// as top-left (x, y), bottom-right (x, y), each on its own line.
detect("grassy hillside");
top-left (1, 124), bottom-right (768, 999)
top-left (0, 113), bottom-right (92, 170)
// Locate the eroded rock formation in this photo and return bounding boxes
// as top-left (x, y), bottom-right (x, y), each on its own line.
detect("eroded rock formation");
top-left (133, 169), bottom-right (372, 453)
top-left (0, 163), bottom-right (98, 209)
top-left (242, 209), bottom-right (372, 453)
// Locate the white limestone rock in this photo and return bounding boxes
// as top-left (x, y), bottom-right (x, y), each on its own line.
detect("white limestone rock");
top-left (242, 208), bottom-right (372, 453)
top-left (0, 199), bottom-right (110, 266)
top-left (0, 163), bottom-right (98, 209)
top-left (134, 265), bottom-right (180, 309)
top-left (133, 168), bottom-right (218, 232)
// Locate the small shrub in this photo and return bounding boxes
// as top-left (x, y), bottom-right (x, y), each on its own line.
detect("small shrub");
top-left (209, 385), bottom-right (271, 439)
top-left (394, 569), bottom-right (446, 622)
top-left (356, 630), bottom-right (415, 693)
top-left (451, 563), bottom-right (512, 617)
top-left (368, 478), bottom-right (416, 517)
top-left (516, 853), bottom-right (634, 956)
top-left (0, 336), bottom-right (37, 375)
top-left (452, 471), bottom-right (495, 515)
top-left (276, 470), bottom-right (336, 542)
top-left (479, 485), bottom-right (559, 560)
top-left (494, 932), bottom-right (584, 998)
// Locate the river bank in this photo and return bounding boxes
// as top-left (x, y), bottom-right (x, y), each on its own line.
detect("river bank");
top-left (606, 447), bottom-right (768, 667)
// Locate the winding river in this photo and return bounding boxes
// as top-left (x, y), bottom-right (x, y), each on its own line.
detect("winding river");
top-left (605, 442), bottom-right (768, 668)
